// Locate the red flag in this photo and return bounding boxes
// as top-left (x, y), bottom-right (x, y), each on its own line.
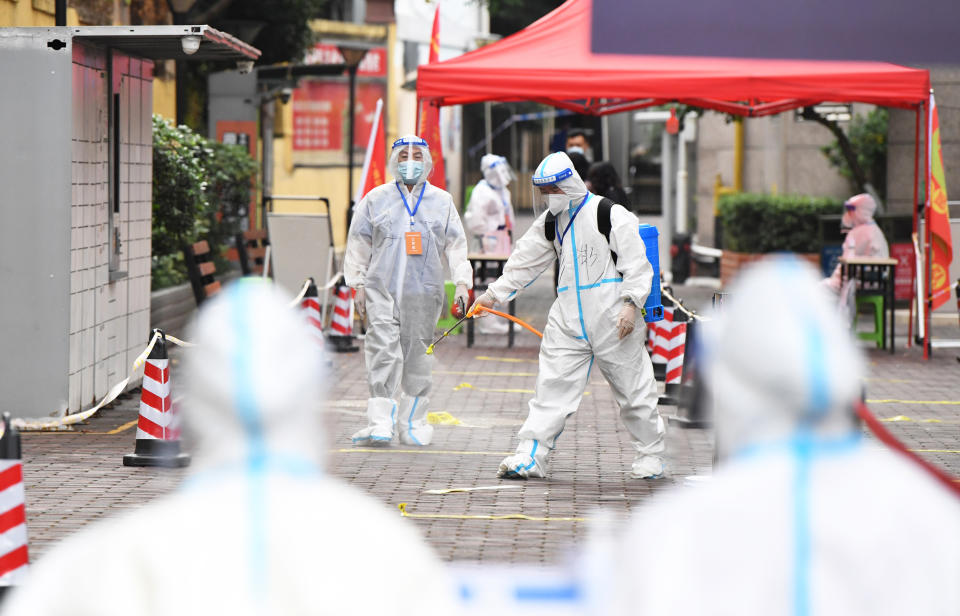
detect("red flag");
top-left (928, 93), bottom-right (953, 309)
top-left (355, 98), bottom-right (385, 202)
top-left (417, 5), bottom-right (446, 190)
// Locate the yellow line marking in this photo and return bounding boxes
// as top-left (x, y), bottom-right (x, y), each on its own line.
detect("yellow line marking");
top-left (26, 418), bottom-right (140, 436)
top-left (336, 448), bottom-right (513, 456)
top-left (475, 355), bottom-right (538, 364)
top-left (436, 370), bottom-right (538, 377)
top-left (867, 399), bottom-right (960, 405)
top-left (106, 419), bottom-right (139, 434)
top-left (424, 485), bottom-right (523, 495)
top-left (909, 449), bottom-right (960, 454)
top-left (398, 502), bottom-right (587, 522)
top-left (452, 382), bottom-right (589, 395)
top-left (880, 415), bottom-right (944, 423)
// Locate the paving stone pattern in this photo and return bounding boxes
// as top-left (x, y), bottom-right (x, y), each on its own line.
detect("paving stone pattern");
top-left (17, 282), bottom-right (960, 565)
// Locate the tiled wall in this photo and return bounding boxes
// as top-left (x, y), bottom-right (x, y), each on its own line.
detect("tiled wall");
top-left (69, 43), bottom-right (153, 412)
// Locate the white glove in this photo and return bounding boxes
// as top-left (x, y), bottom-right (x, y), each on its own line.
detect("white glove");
top-left (354, 287), bottom-right (366, 321)
top-left (617, 301), bottom-right (636, 339)
top-left (469, 290), bottom-right (496, 318)
top-left (452, 283), bottom-right (469, 319)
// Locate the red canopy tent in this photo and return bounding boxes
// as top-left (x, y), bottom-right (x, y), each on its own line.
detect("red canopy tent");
top-left (418, 0), bottom-right (938, 355)
top-left (416, 0), bottom-right (929, 117)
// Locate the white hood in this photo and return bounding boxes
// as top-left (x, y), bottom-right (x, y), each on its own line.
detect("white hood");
top-left (180, 279), bottom-right (328, 472)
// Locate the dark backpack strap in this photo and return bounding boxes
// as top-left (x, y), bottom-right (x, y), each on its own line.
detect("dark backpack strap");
top-left (597, 197), bottom-right (618, 265)
top-left (544, 212), bottom-right (556, 243)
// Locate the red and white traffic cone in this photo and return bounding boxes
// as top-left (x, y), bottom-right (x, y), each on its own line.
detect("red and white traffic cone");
top-left (300, 278), bottom-right (325, 348)
top-left (327, 283), bottom-right (359, 353)
top-left (650, 304), bottom-right (676, 381)
top-left (123, 329), bottom-right (190, 468)
top-left (0, 414), bottom-right (28, 598)
top-left (653, 298), bottom-right (689, 406)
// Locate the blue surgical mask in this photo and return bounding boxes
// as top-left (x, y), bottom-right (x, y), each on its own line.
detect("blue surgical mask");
top-left (398, 161), bottom-right (424, 183)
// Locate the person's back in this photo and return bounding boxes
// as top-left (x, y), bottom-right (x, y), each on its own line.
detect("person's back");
top-left (2, 281), bottom-right (458, 615)
top-left (606, 257), bottom-right (960, 615)
top-left (614, 443), bottom-right (960, 614)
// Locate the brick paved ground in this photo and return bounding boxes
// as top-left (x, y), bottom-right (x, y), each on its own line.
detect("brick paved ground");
top-left (18, 273), bottom-right (959, 566)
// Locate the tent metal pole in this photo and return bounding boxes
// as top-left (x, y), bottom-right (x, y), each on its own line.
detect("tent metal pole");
top-left (909, 106), bottom-right (920, 347)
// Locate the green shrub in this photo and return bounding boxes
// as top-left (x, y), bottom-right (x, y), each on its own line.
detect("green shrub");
top-left (718, 193), bottom-right (841, 254)
top-left (151, 115), bottom-right (257, 289)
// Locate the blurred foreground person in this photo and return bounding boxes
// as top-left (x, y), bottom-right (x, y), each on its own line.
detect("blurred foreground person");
top-left (345, 135), bottom-right (472, 446)
top-left (2, 280), bottom-right (458, 616)
top-left (608, 257), bottom-right (960, 615)
top-left (471, 152), bottom-right (664, 479)
top-left (824, 193), bottom-right (889, 292)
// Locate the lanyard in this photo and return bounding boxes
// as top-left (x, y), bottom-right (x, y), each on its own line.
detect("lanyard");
top-left (556, 192), bottom-right (591, 246)
top-left (396, 181), bottom-right (427, 226)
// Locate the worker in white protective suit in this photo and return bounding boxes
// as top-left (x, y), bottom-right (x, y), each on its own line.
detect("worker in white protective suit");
top-left (604, 256), bottom-right (960, 615)
top-left (344, 135), bottom-right (473, 447)
top-left (464, 154), bottom-right (515, 255)
top-left (1, 280), bottom-right (459, 616)
top-left (470, 152), bottom-right (665, 479)
top-left (464, 154), bottom-right (516, 335)
top-left (824, 192), bottom-right (890, 292)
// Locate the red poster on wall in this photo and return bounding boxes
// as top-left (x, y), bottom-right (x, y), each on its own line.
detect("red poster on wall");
top-left (292, 44), bottom-right (387, 165)
top-left (292, 81), bottom-right (387, 160)
top-left (890, 243), bottom-right (915, 301)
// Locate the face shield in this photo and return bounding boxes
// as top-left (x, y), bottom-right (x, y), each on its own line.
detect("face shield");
top-left (841, 202), bottom-right (856, 233)
top-left (482, 155), bottom-right (515, 189)
top-left (530, 152), bottom-right (589, 218)
top-left (388, 135), bottom-right (433, 186)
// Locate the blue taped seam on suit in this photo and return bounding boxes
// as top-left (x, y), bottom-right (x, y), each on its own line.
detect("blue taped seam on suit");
top-left (407, 397), bottom-right (423, 446)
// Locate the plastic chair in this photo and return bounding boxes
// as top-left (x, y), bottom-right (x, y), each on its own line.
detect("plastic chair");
top-left (853, 294), bottom-right (884, 348)
top-left (436, 281), bottom-right (462, 334)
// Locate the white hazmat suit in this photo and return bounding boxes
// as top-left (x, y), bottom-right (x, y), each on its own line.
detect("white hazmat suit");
top-left (473, 152), bottom-right (665, 479)
top-left (1, 280), bottom-right (458, 615)
top-left (825, 193), bottom-right (890, 291)
top-left (464, 154), bottom-right (515, 255)
top-left (606, 257), bottom-right (960, 615)
top-left (344, 136), bottom-right (473, 447)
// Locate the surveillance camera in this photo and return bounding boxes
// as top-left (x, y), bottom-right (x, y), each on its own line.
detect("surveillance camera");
top-left (181, 35), bottom-right (201, 56)
top-left (236, 60), bottom-right (254, 75)
top-left (279, 88), bottom-right (293, 104)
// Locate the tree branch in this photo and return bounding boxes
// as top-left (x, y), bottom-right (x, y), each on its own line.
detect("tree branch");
top-left (188, 0), bottom-right (237, 24)
top-left (801, 106), bottom-right (867, 192)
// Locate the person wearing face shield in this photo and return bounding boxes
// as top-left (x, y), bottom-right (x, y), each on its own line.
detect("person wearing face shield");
top-left (469, 152), bottom-right (665, 479)
top-left (604, 257), bottom-right (960, 615)
top-left (464, 154), bottom-right (515, 255)
top-left (824, 193), bottom-right (889, 292)
top-left (0, 280), bottom-right (460, 615)
top-left (344, 135), bottom-right (473, 447)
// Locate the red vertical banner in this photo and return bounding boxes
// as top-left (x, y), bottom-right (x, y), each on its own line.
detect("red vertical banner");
top-left (928, 93), bottom-right (953, 310)
top-left (417, 5), bottom-right (446, 190)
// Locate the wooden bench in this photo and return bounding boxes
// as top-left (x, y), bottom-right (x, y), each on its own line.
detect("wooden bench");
top-left (183, 240), bottom-right (222, 306)
top-left (236, 229), bottom-right (269, 276)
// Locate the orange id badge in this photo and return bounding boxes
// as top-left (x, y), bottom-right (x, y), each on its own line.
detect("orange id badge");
top-left (405, 231), bottom-right (423, 255)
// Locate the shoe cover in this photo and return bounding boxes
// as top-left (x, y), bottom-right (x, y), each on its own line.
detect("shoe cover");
top-left (352, 397), bottom-right (396, 445)
top-left (497, 440), bottom-right (547, 479)
top-left (630, 455), bottom-right (664, 479)
top-left (397, 395), bottom-right (434, 446)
